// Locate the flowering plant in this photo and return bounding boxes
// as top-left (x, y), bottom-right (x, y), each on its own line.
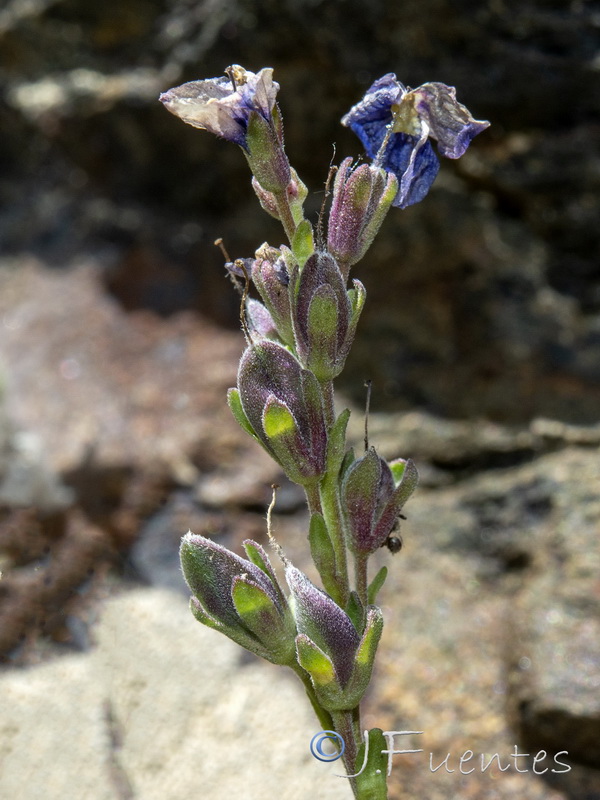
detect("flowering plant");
top-left (160, 65), bottom-right (488, 798)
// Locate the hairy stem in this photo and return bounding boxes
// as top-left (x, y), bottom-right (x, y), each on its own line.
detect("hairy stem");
top-left (274, 190), bottom-right (298, 243)
top-left (319, 472), bottom-right (350, 608)
top-left (321, 379), bottom-right (336, 428)
top-left (331, 709), bottom-right (361, 797)
top-left (354, 552), bottom-right (369, 624)
top-left (290, 663), bottom-right (333, 733)
top-left (304, 482), bottom-right (322, 516)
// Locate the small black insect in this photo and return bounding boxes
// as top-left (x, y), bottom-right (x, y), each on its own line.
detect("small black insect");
top-left (384, 535), bottom-right (403, 554)
top-left (381, 513), bottom-right (407, 554)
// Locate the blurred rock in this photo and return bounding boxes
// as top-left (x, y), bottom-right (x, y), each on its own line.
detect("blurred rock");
top-left (0, 259), bottom-right (242, 476)
top-left (376, 445), bottom-right (600, 799)
top-left (506, 450), bottom-right (600, 770)
top-left (0, 399), bottom-right (73, 511)
top-left (0, 259), bottom-right (240, 660)
top-left (347, 407), bottom-right (600, 485)
top-left (0, 587), bottom-right (350, 800)
top-left (1, 0), bottom-right (599, 420)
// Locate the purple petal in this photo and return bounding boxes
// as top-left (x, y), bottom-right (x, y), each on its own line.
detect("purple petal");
top-left (386, 135), bottom-right (439, 208)
top-left (341, 74), bottom-right (439, 208)
top-left (236, 67), bottom-right (279, 119)
top-left (160, 66), bottom-right (280, 148)
top-left (160, 77), bottom-right (247, 146)
top-left (342, 74), bottom-right (488, 209)
top-left (411, 82), bottom-right (490, 159)
top-left (341, 73), bottom-right (405, 153)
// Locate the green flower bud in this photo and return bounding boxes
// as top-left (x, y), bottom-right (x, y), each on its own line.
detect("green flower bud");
top-left (180, 534), bottom-right (296, 665)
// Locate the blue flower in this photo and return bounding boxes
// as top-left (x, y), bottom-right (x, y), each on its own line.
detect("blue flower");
top-left (342, 74), bottom-right (489, 209)
top-left (160, 65), bottom-right (279, 150)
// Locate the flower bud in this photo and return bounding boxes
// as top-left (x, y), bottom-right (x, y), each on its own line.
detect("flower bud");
top-left (180, 534), bottom-right (296, 665)
top-left (327, 157), bottom-right (398, 276)
top-left (252, 167), bottom-right (308, 226)
top-left (290, 252), bottom-right (366, 381)
top-left (251, 246), bottom-right (294, 346)
top-left (341, 449), bottom-right (419, 555)
top-left (246, 298), bottom-right (278, 340)
top-left (286, 565), bottom-right (383, 711)
top-left (229, 341), bottom-right (328, 486)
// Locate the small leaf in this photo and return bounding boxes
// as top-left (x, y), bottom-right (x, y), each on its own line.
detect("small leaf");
top-left (345, 590), bottom-right (364, 632)
top-left (340, 448), bottom-right (355, 479)
top-left (348, 279), bottom-right (367, 323)
top-left (291, 219), bottom-right (315, 266)
top-left (242, 539), bottom-right (276, 580)
top-left (308, 513), bottom-right (338, 600)
top-left (295, 633), bottom-right (337, 687)
top-left (367, 566), bottom-right (388, 606)
top-left (326, 408), bottom-right (351, 474)
top-left (392, 458), bottom-right (419, 506)
top-left (288, 167), bottom-right (309, 225)
top-left (232, 578), bottom-right (273, 617)
top-left (189, 596), bottom-right (221, 631)
top-left (355, 606), bottom-right (383, 668)
top-left (354, 728), bottom-right (389, 799)
top-left (227, 388), bottom-right (258, 440)
top-left (389, 459), bottom-right (407, 484)
top-left (308, 288), bottom-right (339, 339)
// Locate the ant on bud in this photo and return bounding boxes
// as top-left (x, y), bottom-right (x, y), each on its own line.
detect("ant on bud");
top-left (382, 513), bottom-right (407, 554)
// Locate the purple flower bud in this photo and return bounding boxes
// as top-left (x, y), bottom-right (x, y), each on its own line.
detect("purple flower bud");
top-left (327, 158), bottom-right (398, 276)
top-left (246, 298), bottom-right (278, 340)
top-left (341, 449), bottom-right (419, 554)
top-left (251, 247), bottom-right (294, 345)
top-left (180, 533), bottom-right (296, 664)
top-left (291, 252), bottom-right (366, 380)
top-left (287, 566), bottom-right (385, 710)
top-left (235, 341), bottom-right (328, 485)
top-left (252, 167), bottom-right (308, 225)
top-left (342, 74), bottom-right (489, 209)
top-left (286, 564), bottom-right (360, 687)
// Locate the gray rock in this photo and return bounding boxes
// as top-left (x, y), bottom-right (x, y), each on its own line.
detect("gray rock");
top-left (505, 449), bottom-right (600, 771)
top-left (0, 588), bottom-right (351, 800)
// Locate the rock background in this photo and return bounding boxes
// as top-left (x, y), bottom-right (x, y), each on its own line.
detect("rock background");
top-left (0, 1), bottom-right (599, 799)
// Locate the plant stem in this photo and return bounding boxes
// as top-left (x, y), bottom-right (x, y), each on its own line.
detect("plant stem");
top-left (304, 482), bottom-right (322, 516)
top-left (274, 190), bottom-right (297, 243)
top-left (319, 471), bottom-right (349, 608)
top-left (354, 552), bottom-right (369, 622)
top-left (321, 379), bottom-right (336, 428)
top-left (290, 663), bottom-right (334, 733)
top-left (331, 709), bottom-right (361, 797)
